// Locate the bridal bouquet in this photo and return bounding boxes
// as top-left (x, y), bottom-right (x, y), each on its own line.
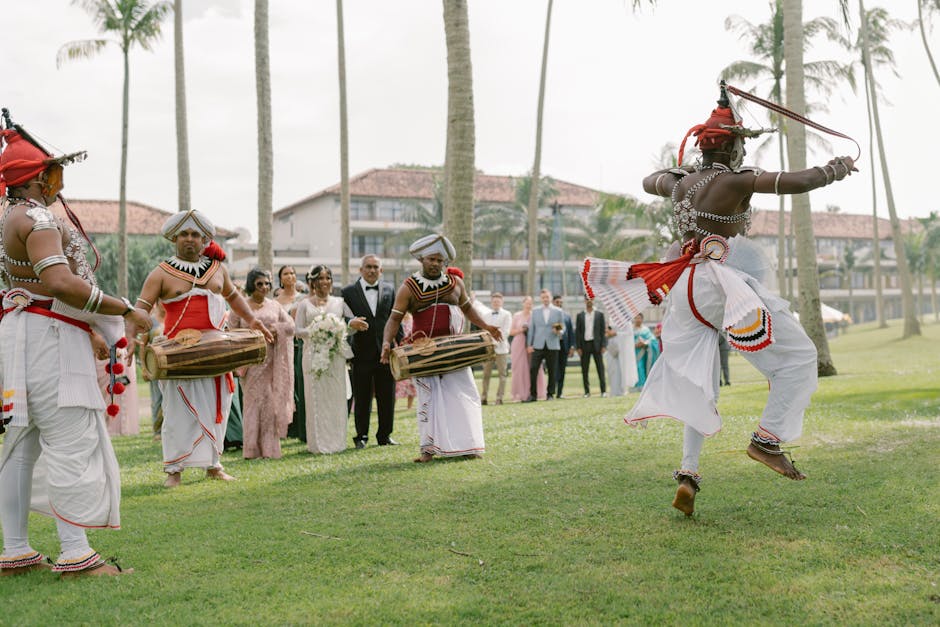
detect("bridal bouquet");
top-left (304, 312), bottom-right (349, 378)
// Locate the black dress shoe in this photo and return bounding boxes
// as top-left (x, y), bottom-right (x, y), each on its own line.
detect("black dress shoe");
top-left (354, 439), bottom-right (366, 449)
top-left (378, 438), bottom-right (399, 446)
top-left (522, 396), bottom-right (536, 403)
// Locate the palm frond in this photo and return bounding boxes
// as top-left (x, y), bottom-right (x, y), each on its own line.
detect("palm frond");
top-left (56, 38), bottom-right (111, 68)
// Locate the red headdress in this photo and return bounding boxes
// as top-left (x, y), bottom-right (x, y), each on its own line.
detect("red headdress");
top-left (676, 106), bottom-right (740, 166)
top-left (446, 266), bottom-right (464, 279)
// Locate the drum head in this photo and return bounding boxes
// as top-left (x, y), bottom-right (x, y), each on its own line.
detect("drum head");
top-left (173, 328), bottom-right (202, 346)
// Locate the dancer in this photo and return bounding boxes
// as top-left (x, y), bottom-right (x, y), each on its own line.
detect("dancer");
top-left (0, 114), bottom-right (151, 576)
top-left (380, 235), bottom-right (502, 462)
top-left (582, 83), bottom-right (856, 515)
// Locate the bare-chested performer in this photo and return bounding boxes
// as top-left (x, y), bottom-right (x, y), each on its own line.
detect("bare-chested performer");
top-left (582, 83), bottom-right (856, 515)
top-left (130, 211), bottom-right (273, 488)
top-left (0, 112), bottom-right (151, 576)
top-left (380, 234), bottom-right (503, 463)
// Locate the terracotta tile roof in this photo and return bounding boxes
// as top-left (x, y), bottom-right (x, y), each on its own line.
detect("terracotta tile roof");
top-left (276, 167), bottom-right (602, 215)
top-left (47, 199), bottom-right (235, 239)
top-left (750, 208), bottom-right (921, 240)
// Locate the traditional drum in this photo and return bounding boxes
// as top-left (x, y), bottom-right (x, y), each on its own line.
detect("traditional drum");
top-left (389, 331), bottom-right (495, 381)
top-left (142, 328), bottom-right (267, 380)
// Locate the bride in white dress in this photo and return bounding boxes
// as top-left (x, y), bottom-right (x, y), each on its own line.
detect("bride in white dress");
top-left (294, 265), bottom-right (351, 454)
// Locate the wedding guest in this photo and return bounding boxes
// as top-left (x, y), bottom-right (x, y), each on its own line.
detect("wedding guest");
top-left (395, 313), bottom-right (417, 410)
top-left (509, 296), bottom-right (547, 402)
top-left (524, 289), bottom-right (564, 402)
top-left (275, 265), bottom-right (308, 443)
top-left (605, 326), bottom-right (638, 397)
top-left (552, 294), bottom-right (576, 399)
top-left (296, 265), bottom-right (352, 454)
top-left (480, 292), bottom-right (513, 405)
top-left (229, 268), bottom-right (296, 459)
top-left (576, 297), bottom-right (608, 398)
top-left (633, 313), bottom-right (657, 390)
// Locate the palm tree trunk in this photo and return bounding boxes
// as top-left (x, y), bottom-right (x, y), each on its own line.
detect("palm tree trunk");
top-left (441, 0), bottom-right (476, 285)
top-left (783, 0), bottom-right (836, 375)
top-left (118, 45), bottom-right (130, 298)
top-left (527, 0), bottom-right (553, 295)
top-left (859, 0), bottom-right (920, 337)
top-left (255, 0), bottom-right (273, 271)
top-left (864, 67), bottom-right (887, 327)
top-left (918, 0), bottom-right (940, 87)
top-left (776, 131), bottom-right (788, 299)
top-left (337, 0), bottom-right (350, 285)
top-left (174, 0), bottom-right (191, 213)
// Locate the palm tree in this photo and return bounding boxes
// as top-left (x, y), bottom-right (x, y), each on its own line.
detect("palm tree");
top-left (918, 0), bottom-right (940, 86)
top-left (842, 244), bottom-right (856, 319)
top-left (336, 0), bottom-right (351, 285)
top-left (782, 0), bottom-right (842, 376)
top-left (173, 0), bottom-right (190, 213)
top-left (441, 0), bottom-right (476, 287)
top-left (857, 0), bottom-right (920, 337)
top-left (904, 230), bottom-right (927, 322)
top-left (828, 5), bottom-right (908, 329)
top-left (526, 0), bottom-right (554, 295)
top-left (255, 0), bottom-right (273, 272)
top-left (57, 0), bottom-right (171, 297)
top-left (721, 1), bottom-right (845, 301)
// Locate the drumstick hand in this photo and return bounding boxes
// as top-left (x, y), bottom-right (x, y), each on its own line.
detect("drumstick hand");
top-left (380, 341), bottom-right (391, 364)
top-left (485, 325), bottom-right (503, 342)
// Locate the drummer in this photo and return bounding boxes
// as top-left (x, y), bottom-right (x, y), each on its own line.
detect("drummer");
top-left (380, 234), bottom-right (502, 463)
top-left (131, 210), bottom-right (273, 488)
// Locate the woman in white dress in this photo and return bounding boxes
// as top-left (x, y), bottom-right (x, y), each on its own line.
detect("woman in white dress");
top-left (294, 265), bottom-right (351, 454)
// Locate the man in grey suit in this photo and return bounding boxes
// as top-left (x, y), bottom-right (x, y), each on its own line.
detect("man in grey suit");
top-left (524, 289), bottom-right (564, 402)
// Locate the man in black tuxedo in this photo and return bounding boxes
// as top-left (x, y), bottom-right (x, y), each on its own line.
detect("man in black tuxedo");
top-left (342, 254), bottom-right (401, 448)
top-left (575, 297), bottom-right (608, 398)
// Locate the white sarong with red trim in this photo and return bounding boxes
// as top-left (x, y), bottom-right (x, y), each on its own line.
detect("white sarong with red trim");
top-left (584, 236), bottom-right (816, 440)
top-left (412, 305), bottom-right (485, 457)
top-left (158, 289), bottom-right (234, 473)
top-left (0, 289), bottom-right (122, 529)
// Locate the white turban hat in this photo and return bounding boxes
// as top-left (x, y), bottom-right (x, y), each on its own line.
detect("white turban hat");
top-left (409, 234), bottom-right (456, 262)
top-left (161, 209), bottom-right (216, 242)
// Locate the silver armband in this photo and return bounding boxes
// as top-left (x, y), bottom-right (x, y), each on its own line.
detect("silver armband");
top-left (82, 286), bottom-right (102, 312)
top-left (32, 254), bottom-right (68, 275)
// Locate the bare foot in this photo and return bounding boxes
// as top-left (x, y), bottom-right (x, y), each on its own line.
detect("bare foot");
top-left (206, 468), bottom-right (236, 481)
top-left (746, 442), bottom-right (806, 480)
top-left (0, 562), bottom-right (51, 577)
top-left (413, 453), bottom-right (434, 463)
top-left (672, 481), bottom-right (697, 516)
top-left (60, 562), bottom-right (133, 578)
top-left (163, 472), bottom-right (182, 488)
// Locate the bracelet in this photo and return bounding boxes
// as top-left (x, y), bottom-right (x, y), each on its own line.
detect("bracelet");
top-left (834, 159), bottom-right (849, 179)
top-left (812, 166), bottom-right (828, 185)
top-left (824, 164), bottom-right (836, 184)
top-left (120, 297), bottom-right (134, 317)
top-left (773, 172), bottom-right (783, 195)
top-left (93, 289), bottom-right (105, 313)
top-left (136, 296), bottom-right (153, 308)
top-left (82, 286), bottom-right (101, 312)
top-left (222, 286), bottom-right (237, 299)
top-left (654, 173), bottom-right (668, 195)
top-left (33, 254), bottom-right (68, 275)
top-left (391, 308), bottom-right (405, 316)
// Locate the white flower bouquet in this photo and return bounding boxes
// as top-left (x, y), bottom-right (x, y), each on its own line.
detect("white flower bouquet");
top-left (304, 312), bottom-right (349, 378)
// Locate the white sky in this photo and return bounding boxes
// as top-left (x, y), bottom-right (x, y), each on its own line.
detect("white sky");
top-left (4, 1), bottom-right (938, 239)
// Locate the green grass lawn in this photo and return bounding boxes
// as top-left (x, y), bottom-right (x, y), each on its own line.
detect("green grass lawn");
top-left (4, 320), bottom-right (939, 625)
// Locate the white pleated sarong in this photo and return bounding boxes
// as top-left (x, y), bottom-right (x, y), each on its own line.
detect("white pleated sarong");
top-left (415, 367), bottom-right (485, 457)
top-left (0, 304), bottom-right (121, 528)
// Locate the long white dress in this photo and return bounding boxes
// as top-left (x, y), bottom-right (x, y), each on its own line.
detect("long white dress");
top-left (294, 296), bottom-right (350, 454)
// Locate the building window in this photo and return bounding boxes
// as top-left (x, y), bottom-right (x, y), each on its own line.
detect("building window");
top-left (493, 273), bottom-right (524, 296)
top-left (350, 200), bottom-right (374, 221)
top-left (352, 234), bottom-right (384, 257)
top-left (375, 200), bottom-right (413, 222)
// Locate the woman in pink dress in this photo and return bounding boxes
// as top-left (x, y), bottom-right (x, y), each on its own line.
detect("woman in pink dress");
top-left (395, 312), bottom-right (417, 409)
top-left (510, 296), bottom-right (547, 401)
top-left (229, 268), bottom-right (296, 459)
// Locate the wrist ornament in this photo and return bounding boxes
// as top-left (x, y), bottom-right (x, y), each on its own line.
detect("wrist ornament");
top-left (120, 297), bottom-right (134, 317)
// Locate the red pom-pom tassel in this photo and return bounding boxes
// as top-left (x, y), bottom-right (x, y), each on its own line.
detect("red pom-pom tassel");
top-left (202, 240), bottom-right (227, 261)
top-left (115, 337), bottom-right (129, 349)
top-left (111, 363), bottom-right (125, 375)
top-left (112, 382), bottom-right (126, 395)
top-left (104, 363), bottom-right (112, 374)
top-left (106, 404), bottom-right (120, 417)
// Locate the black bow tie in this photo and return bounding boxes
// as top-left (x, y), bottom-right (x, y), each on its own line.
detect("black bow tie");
top-left (365, 285), bottom-right (378, 291)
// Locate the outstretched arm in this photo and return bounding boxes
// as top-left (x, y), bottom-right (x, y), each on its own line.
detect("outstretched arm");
top-left (752, 156), bottom-right (857, 195)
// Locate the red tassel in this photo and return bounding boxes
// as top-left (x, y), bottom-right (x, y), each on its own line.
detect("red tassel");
top-left (112, 382), bottom-right (126, 395)
top-left (106, 404), bottom-right (120, 417)
top-left (115, 337), bottom-right (128, 349)
top-left (446, 266), bottom-right (464, 279)
top-left (104, 363), bottom-right (112, 374)
top-left (111, 363), bottom-right (125, 375)
top-left (627, 253), bottom-right (694, 305)
top-left (202, 240), bottom-right (227, 261)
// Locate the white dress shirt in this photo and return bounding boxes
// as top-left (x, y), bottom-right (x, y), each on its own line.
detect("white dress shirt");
top-left (584, 309), bottom-right (596, 341)
top-left (359, 276), bottom-right (379, 316)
